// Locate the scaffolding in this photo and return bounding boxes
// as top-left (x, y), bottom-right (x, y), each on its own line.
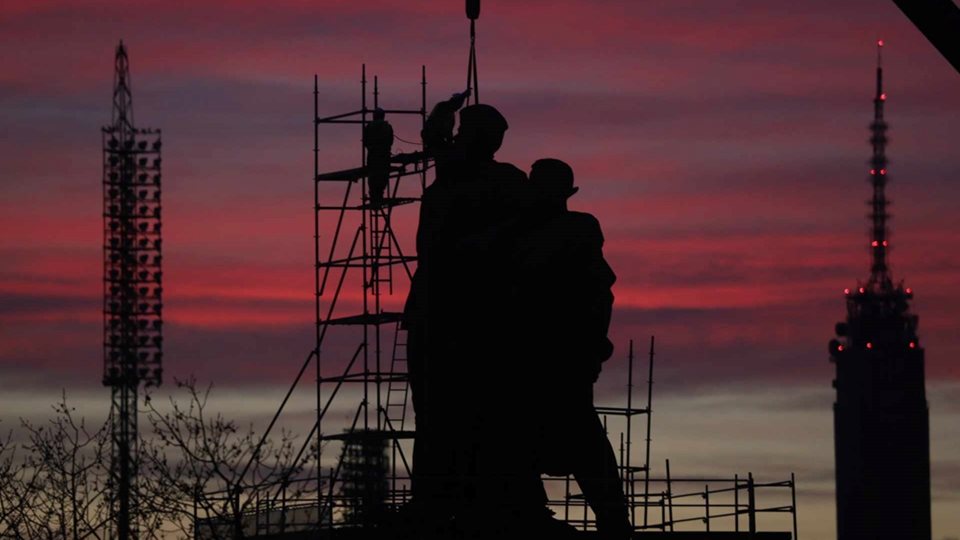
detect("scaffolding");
top-left (192, 63), bottom-right (800, 539)
top-left (194, 66), bottom-right (429, 536)
top-left (310, 65), bottom-right (427, 526)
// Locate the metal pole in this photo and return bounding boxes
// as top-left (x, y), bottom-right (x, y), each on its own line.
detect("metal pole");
top-left (118, 382), bottom-right (131, 540)
top-left (791, 472), bottom-right (799, 539)
top-left (660, 492), bottom-right (666, 531)
top-left (618, 431), bottom-right (625, 488)
top-left (420, 65), bottom-right (427, 191)
top-left (747, 472), bottom-right (757, 534)
top-left (642, 336), bottom-right (655, 528)
top-left (361, 64), bottom-right (370, 432)
top-left (704, 484), bottom-right (710, 532)
top-left (665, 459), bottom-right (674, 531)
top-left (626, 339), bottom-right (634, 526)
top-left (372, 73), bottom-right (383, 435)
top-left (734, 474), bottom-right (740, 532)
top-left (327, 467), bottom-right (336, 530)
top-left (313, 73), bottom-right (323, 529)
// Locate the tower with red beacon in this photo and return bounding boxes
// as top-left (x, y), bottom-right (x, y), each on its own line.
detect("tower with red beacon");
top-left (829, 41), bottom-right (931, 540)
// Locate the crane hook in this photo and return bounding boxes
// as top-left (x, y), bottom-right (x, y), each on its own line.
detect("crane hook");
top-left (466, 0), bottom-right (480, 21)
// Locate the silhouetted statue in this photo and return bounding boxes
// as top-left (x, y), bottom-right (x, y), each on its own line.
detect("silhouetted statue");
top-left (420, 90), bottom-right (469, 164)
top-left (404, 96), bottom-right (550, 533)
top-left (513, 158), bottom-right (631, 539)
top-left (363, 107), bottom-right (394, 206)
top-left (403, 92), bottom-right (469, 500)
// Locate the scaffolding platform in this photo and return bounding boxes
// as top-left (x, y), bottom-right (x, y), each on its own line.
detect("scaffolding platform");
top-left (243, 529), bottom-right (792, 540)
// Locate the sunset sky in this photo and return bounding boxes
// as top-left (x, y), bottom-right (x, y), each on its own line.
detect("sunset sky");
top-left (1, 1), bottom-right (959, 538)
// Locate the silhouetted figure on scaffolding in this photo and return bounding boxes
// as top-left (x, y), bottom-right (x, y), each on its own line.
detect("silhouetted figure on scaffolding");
top-left (514, 158), bottom-right (632, 539)
top-left (363, 107), bottom-right (394, 207)
top-left (403, 93), bottom-right (551, 537)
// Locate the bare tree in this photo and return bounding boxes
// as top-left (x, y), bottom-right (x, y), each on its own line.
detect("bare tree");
top-left (0, 395), bottom-right (112, 539)
top-left (140, 378), bottom-right (311, 539)
top-left (0, 425), bottom-right (30, 536)
top-left (0, 382), bottom-right (310, 539)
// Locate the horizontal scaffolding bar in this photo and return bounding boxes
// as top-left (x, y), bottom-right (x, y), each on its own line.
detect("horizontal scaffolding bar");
top-left (316, 166), bottom-right (428, 182)
top-left (316, 197), bottom-right (419, 211)
top-left (316, 167), bottom-right (366, 181)
top-left (595, 406), bottom-right (650, 416)
top-left (319, 312), bottom-right (404, 326)
top-left (322, 430), bottom-right (415, 441)
top-left (315, 109), bottom-right (364, 122)
top-left (626, 477), bottom-right (782, 484)
top-left (316, 256), bottom-right (416, 269)
top-left (378, 109), bottom-right (425, 115)
top-left (315, 108), bottom-right (423, 123)
top-left (320, 372), bottom-right (408, 383)
top-left (314, 119), bottom-right (365, 124)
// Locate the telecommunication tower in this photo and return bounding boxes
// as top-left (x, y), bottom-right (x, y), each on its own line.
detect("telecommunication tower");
top-left (102, 40), bottom-right (163, 540)
top-left (828, 41), bottom-right (931, 540)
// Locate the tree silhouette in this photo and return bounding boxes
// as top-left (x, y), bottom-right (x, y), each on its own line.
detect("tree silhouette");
top-left (140, 378), bottom-right (311, 539)
top-left (0, 382), bottom-right (311, 539)
top-left (0, 394), bottom-right (116, 539)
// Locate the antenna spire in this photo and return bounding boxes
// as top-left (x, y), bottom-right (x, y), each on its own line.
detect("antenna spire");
top-left (867, 39), bottom-right (891, 290)
top-left (112, 41), bottom-right (134, 133)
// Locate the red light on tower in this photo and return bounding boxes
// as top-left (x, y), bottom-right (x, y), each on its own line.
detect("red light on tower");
top-left (909, 342), bottom-right (916, 349)
top-left (880, 93), bottom-right (887, 101)
top-left (878, 39), bottom-right (884, 47)
top-left (870, 169), bottom-right (876, 175)
top-left (838, 344), bottom-right (845, 352)
top-left (882, 240), bottom-right (888, 247)
top-left (880, 169), bottom-right (887, 175)
top-left (844, 288), bottom-right (850, 295)
top-left (866, 342), bottom-right (873, 349)
top-left (906, 288), bottom-right (912, 294)
top-left (859, 287), bottom-right (865, 294)
top-left (871, 240), bottom-right (879, 247)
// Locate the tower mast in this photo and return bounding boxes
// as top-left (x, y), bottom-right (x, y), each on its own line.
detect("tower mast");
top-left (868, 40), bottom-right (892, 290)
top-left (102, 41), bottom-right (163, 540)
top-left (829, 41), bottom-right (931, 540)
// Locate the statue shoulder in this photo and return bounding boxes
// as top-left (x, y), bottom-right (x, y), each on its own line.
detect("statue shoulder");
top-left (566, 211), bottom-right (605, 243)
top-left (491, 161), bottom-right (528, 182)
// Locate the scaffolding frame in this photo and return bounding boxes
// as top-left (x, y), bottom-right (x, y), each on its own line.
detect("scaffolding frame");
top-left (311, 65), bottom-right (428, 527)
top-left (195, 65), bottom-right (800, 539)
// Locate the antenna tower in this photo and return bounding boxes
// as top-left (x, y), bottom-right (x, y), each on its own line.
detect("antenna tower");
top-left (829, 41), bottom-right (931, 540)
top-left (868, 41), bottom-right (892, 291)
top-left (102, 41), bottom-right (163, 540)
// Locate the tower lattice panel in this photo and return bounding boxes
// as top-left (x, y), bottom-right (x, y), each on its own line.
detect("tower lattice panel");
top-left (102, 128), bottom-right (163, 388)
